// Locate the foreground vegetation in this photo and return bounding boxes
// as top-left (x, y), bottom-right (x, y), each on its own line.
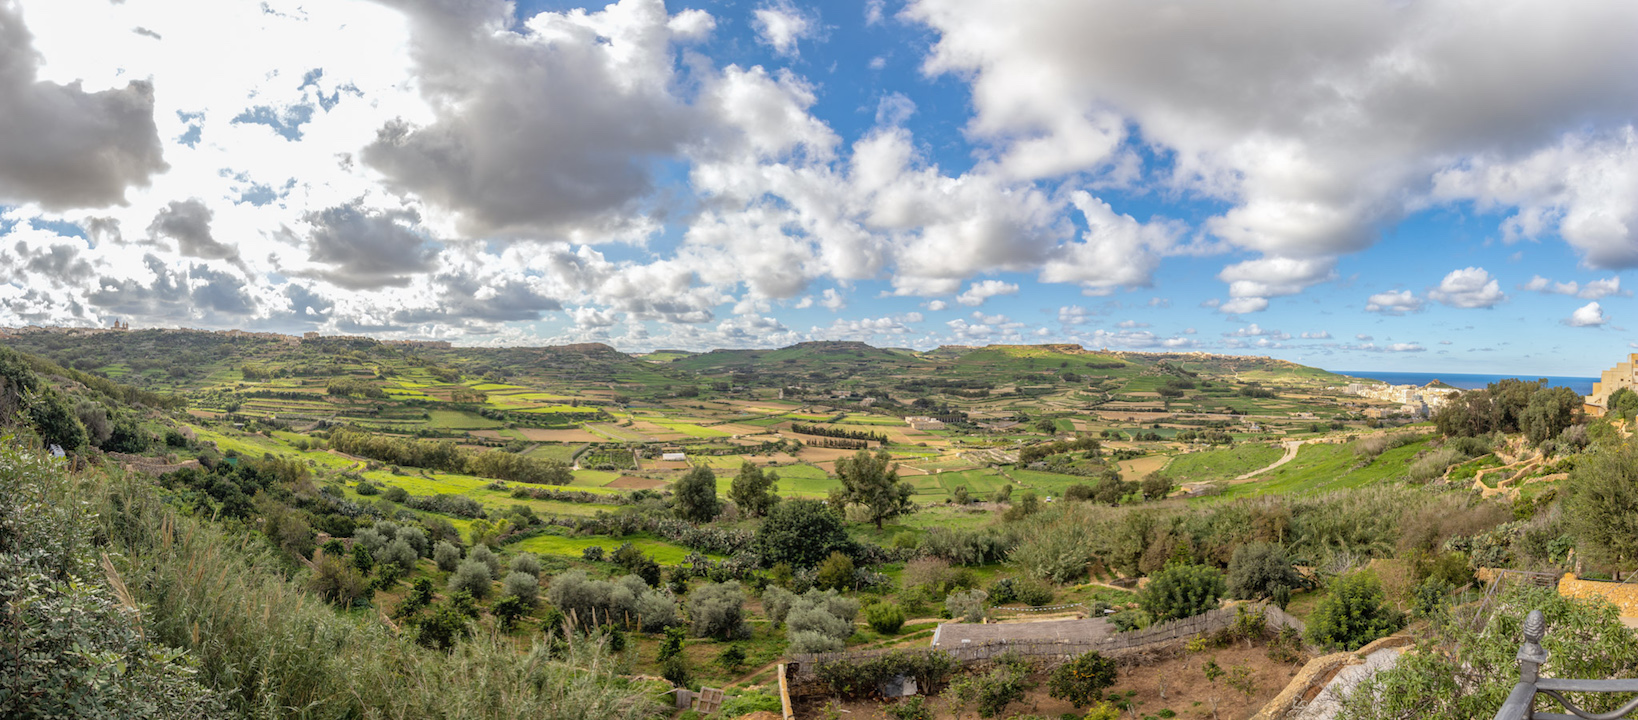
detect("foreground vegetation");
top-left (5, 334), bottom-right (1638, 719)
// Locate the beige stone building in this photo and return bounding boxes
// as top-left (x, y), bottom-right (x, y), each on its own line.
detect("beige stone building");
top-left (1585, 354), bottom-right (1638, 417)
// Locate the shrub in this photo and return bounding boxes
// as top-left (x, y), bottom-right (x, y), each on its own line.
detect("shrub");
top-left (356, 481), bottom-right (381, 496)
top-left (661, 656), bottom-right (691, 688)
top-left (510, 552), bottom-right (542, 577)
top-left (434, 541), bottom-right (461, 571)
top-left (467, 544), bottom-right (501, 579)
top-left (492, 594), bottom-right (530, 630)
top-left (581, 545), bottom-right (606, 562)
top-left (814, 649), bottom-right (959, 699)
top-left (377, 537), bottom-right (419, 574)
top-left (383, 485), bottom-right (409, 503)
top-left (955, 665), bottom-right (1025, 718)
top-left (885, 696), bottom-right (932, 720)
top-left (1139, 564), bottom-right (1224, 622)
top-left (310, 550), bottom-right (373, 607)
top-left (946, 589), bottom-right (989, 623)
top-left (718, 644), bottom-right (747, 671)
top-left (990, 576), bottom-right (1054, 606)
top-left (449, 559), bottom-right (494, 600)
top-left (658, 626), bottom-right (686, 662)
top-left (1226, 542), bottom-right (1303, 600)
top-left (1408, 447), bottom-right (1466, 483)
top-left (1306, 571), bottom-right (1402, 651)
top-left (413, 602), bottom-right (473, 652)
top-left (784, 588), bottom-right (860, 651)
top-left (815, 551), bottom-right (856, 591)
top-left (866, 602), bottom-right (906, 634)
top-left (547, 569), bottom-right (678, 632)
top-left (503, 571), bottom-right (539, 605)
top-left (689, 581), bottom-right (749, 640)
top-left (719, 691), bottom-right (782, 718)
top-left (1048, 651), bottom-right (1118, 708)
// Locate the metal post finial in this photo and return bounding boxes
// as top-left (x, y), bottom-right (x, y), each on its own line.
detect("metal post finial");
top-left (1519, 609), bottom-right (1549, 685)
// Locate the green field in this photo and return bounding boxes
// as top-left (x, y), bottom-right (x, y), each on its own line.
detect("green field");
top-left (426, 409), bottom-right (505, 429)
top-left (512, 532), bottom-right (711, 564)
top-left (1205, 438), bottom-right (1434, 500)
top-left (1157, 443), bottom-right (1286, 483)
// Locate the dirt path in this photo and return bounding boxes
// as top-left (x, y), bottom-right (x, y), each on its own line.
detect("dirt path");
top-left (1235, 440), bottom-right (1303, 481)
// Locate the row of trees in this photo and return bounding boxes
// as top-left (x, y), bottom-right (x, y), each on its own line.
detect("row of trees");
top-left (789, 423), bottom-right (888, 444)
top-left (328, 428), bottom-right (572, 485)
top-left (1432, 378), bottom-right (1582, 443)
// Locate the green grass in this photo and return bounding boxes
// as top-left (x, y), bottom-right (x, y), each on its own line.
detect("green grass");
top-left (1203, 438), bottom-right (1432, 500)
top-left (512, 533), bottom-right (711, 564)
top-left (426, 409), bottom-right (505, 429)
top-left (1157, 443), bottom-right (1286, 483)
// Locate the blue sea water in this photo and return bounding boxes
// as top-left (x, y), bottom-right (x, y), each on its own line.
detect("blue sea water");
top-left (1333, 371), bottom-right (1597, 396)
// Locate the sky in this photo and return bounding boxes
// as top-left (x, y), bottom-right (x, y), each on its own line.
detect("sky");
top-left (1, 0), bottom-right (1637, 376)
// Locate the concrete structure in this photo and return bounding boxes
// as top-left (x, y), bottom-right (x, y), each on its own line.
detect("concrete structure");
top-left (1584, 354), bottom-right (1638, 417)
top-left (661, 452), bottom-right (687, 462)
top-left (930, 617), bottom-right (1112, 648)
top-left (905, 416), bottom-right (945, 430)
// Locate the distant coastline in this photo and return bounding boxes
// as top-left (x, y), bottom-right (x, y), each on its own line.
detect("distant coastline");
top-left (1335, 370), bottom-right (1597, 396)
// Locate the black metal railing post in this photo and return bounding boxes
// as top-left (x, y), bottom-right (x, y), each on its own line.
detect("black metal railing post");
top-left (1493, 610), bottom-right (1638, 720)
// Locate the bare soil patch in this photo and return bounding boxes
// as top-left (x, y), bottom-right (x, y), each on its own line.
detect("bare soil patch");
top-left (607, 475), bottom-right (668, 490)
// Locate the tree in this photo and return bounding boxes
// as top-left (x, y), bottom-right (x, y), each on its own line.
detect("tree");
top-left (688, 581), bottom-right (748, 640)
top-left (502, 571), bottom-right (539, 606)
top-left (755, 498), bottom-right (853, 569)
top-left (1226, 542), bottom-right (1303, 600)
top-left (946, 589), bottom-right (989, 623)
top-left (1307, 571), bottom-right (1402, 651)
top-left (729, 462), bottom-right (779, 517)
top-left (1048, 651), bottom-right (1118, 708)
top-left (1524, 386), bottom-right (1581, 445)
top-left (1141, 472), bottom-right (1173, 501)
top-left (834, 449), bottom-right (914, 529)
top-left (1139, 564), bottom-right (1225, 622)
top-left (1609, 387), bottom-right (1638, 422)
top-left (434, 541), bottom-right (461, 571)
top-left (448, 559), bottom-right (494, 600)
top-left (673, 465), bottom-right (721, 522)
top-left (1563, 443), bottom-right (1638, 570)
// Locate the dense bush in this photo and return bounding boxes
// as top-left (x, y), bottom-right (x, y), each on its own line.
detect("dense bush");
top-left (545, 569), bottom-right (678, 632)
top-left (814, 649), bottom-right (958, 699)
top-left (865, 602), bottom-right (906, 634)
top-left (1226, 542), bottom-right (1303, 600)
top-left (0, 445), bottom-right (227, 718)
top-left (377, 537), bottom-right (419, 574)
top-left (502, 571), bottom-right (539, 606)
top-left (448, 559), bottom-right (494, 600)
top-left (815, 551), bottom-right (856, 591)
top-left (1139, 564), bottom-right (1224, 622)
top-left (917, 527), bottom-right (1015, 566)
top-left (403, 493), bottom-right (486, 518)
top-left (434, 541), bottom-right (461, 571)
top-left (1408, 447), bottom-right (1466, 483)
top-left (510, 552), bottom-right (542, 577)
top-left (1048, 651), bottom-right (1118, 708)
top-left (946, 589), bottom-right (989, 623)
top-left (783, 589), bottom-right (861, 653)
top-left (1307, 571), bottom-right (1402, 651)
top-left (467, 544), bottom-right (501, 579)
top-left (988, 576), bottom-right (1054, 606)
top-left (688, 581), bottom-right (749, 640)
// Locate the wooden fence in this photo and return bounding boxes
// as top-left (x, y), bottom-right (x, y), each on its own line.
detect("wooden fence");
top-left (788, 602), bottom-right (1303, 678)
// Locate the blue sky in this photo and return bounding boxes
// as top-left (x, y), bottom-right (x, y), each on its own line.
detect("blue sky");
top-left (1, 0), bottom-right (1637, 376)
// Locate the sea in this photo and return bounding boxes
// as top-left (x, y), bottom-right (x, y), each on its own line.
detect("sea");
top-left (1333, 371), bottom-right (1598, 396)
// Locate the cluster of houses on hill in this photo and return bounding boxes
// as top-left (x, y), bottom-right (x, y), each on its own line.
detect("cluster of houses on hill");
top-left (1339, 382), bottom-right (1460, 418)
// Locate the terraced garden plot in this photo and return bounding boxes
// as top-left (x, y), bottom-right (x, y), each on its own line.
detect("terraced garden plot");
top-left (424, 409), bottom-right (505, 429)
top-left (1005, 468), bottom-right (1095, 496)
top-left (836, 414), bottom-right (905, 426)
top-left (512, 533), bottom-right (712, 565)
top-left (469, 383), bottom-right (525, 391)
top-left (923, 467), bottom-right (1010, 498)
top-left (651, 421), bottom-right (730, 438)
top-left (568, 469), bottom-right (622, 487)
